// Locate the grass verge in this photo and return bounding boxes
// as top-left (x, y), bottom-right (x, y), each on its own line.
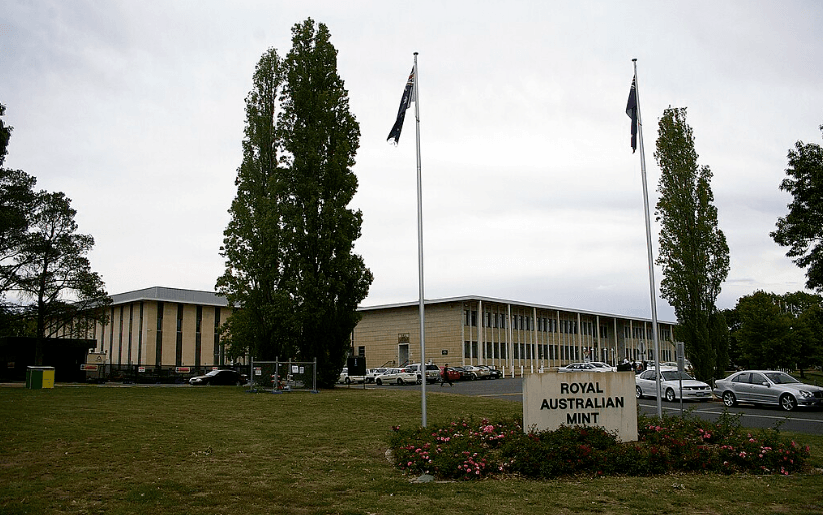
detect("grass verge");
top-left (1, 384), bottom-right (821, 515)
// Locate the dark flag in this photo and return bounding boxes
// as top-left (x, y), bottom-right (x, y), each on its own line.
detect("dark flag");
top-left (626, 75), bottom-right (638, 153)
top-left (387, 67), bottom-right (415, 145)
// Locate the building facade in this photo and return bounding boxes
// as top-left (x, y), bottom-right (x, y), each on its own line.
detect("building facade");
top-left (352, 296), bottom-right (676, 373)
top-left (66, 287), bottom-right (235, 378)
top-left (65, 288), bottom-right (676, 379)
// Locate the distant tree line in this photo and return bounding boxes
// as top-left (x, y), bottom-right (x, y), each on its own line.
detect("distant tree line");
top-left (723, 291), bottom-right (823, 377)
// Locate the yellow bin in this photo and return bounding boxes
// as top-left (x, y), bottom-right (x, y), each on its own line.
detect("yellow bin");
top-left (26, 366), bottom-right (55, 389)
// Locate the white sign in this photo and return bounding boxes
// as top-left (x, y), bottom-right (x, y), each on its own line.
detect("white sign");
top-left (87, 352), bottom-right (106, 364)
top-left (522, 371), bottom-right (638, 442)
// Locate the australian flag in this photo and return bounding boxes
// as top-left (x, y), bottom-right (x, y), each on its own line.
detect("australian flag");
top-left (626, 75), bottom-right (638, 153)
top-left (387, 67), bottom-right (415, 145)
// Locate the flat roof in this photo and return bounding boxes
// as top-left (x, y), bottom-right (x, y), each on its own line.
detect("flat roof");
top-left (109, 287), bottom-right (229, 307)
top-left (358, 295), bottom-right (676, 325)
top-left (107, 288), bottom-right (674, 325)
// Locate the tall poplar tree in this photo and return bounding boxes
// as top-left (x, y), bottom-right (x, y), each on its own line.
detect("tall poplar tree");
top-left (654, 107), bottom-right (730, 381)
top-left (278, 19), bottom-right (372, 387)
top-left (218, 20), bottom-right (372, 386)
top-left (216, 48), bottom-right (295, 363)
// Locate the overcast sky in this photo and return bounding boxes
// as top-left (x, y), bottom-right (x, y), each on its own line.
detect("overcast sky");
top-left (3, 1), bottom-right (822, 322)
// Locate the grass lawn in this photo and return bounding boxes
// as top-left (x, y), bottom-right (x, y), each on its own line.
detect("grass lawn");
top-left (1, 384), bottom-right (822, 515)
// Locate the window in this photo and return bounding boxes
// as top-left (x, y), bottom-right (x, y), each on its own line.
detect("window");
top-left (358, 346), bottom-right (365, 357)
top-left (465, 310), bottom-right (477, 327)
top-left (750, 373), bottom-right (766, 384)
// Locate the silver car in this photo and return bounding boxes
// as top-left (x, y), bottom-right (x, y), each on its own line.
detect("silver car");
top-left (713, 370), bottom-right (823, 411)
top-left (635, 369), bottom-right (712, 402)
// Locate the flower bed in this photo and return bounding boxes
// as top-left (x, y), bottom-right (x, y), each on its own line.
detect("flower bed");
top-left (388, 411), bottom-right (810, 480)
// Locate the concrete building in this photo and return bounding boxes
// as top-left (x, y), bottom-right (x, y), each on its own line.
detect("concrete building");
top-left (352, 296), bottom-right (676, 373)
top-left (68, 287), bottom-right (234, 379)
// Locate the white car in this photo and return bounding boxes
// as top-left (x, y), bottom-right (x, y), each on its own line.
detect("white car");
top-left (364, 368), bottom-right (389, 384)
top-left (337, 370), bottom-right (365, 384)
top-left (375, 368), bottom-right (418, 386)
top-left (635, 369), bottom-right (712, 402)
top-left (558, 362), bottom-right (611, 373)
top-left (406, 363), bottom-right (442, 383)
top-left (588, 361), bottom-right (616, 372)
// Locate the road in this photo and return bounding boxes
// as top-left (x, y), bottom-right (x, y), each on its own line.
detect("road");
top-left (400, 377), bottom-right (823, 435)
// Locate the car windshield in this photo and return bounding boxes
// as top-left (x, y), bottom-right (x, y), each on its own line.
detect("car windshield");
top-left (764, 372), bottom-right (800, 384)
top-left (661, 371), bottom-right (694, 381)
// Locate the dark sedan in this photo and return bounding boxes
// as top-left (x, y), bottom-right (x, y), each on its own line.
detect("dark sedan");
top-left (189, 369), bottom-right (247, 386)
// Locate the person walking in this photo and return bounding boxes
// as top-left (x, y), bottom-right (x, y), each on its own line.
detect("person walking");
top-left (441, 364), bottom-right (453, 387)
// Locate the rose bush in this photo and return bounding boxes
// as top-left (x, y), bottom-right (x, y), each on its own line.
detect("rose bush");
top-left (387, 411), bottom-right (810, 480)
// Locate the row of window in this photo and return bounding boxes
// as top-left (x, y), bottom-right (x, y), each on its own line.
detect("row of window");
top-left (463, 340), bottom-right (674, 363)
top-left (465, 309), bottom-right (671, 341)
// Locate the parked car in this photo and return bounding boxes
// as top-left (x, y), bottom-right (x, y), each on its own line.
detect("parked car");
top-left (588, 361), bottom-right (616, 372)
top-left (375, 368), bottom-right (418, 385)
top-left (635, 369), bottom-right (712, 402)
top-left (364, 368), bottom-right (389, 384)
top-left (189, 369), bottom-right (247, 386)
top-left (478, 365), bottom-right (502, 379)
top-left (405, 363), bottom-right (441, 383)
top-left (439, 366), bottom-right (462, 383)
top-left (713, 370), bottom-right (823, 411)
top-left (461, 365), bottom-right (490, 380)
top-left (558, 362), bottom-right (610, 373)
top-left (338, 370), bottom-right (365, 385)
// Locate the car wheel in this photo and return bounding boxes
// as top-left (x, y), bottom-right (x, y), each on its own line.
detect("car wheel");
top-left (376, 378), bottom-right (383, 385)
top-left (780, 393), bottom-right (797, 412)
top-left (665, 388), bottom-right (676, 402)
top-left (722, 391), bottom-right (736, 407)
top-left (397, 378), bottom-right (404, 385)
top-left (635, 386), bottom-right (643, 399)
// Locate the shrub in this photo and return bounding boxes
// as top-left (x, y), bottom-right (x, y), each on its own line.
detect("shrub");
top-left (388, 410), bottom-right (811, 480)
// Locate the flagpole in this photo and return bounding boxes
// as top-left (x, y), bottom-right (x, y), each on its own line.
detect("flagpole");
top-left (413, 52), bottom-right (427, 427)
top-left (632, 58), bottom-right (663, 419)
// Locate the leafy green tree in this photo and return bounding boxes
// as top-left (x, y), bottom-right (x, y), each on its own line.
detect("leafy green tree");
top-left (781, 291), bottom-right (823, 377)
top-left (771, 126), bottom-right (823, 290)
top-left (654, 107), bottom-right (730, 381)
top-left (733, 291), bottom-right (795, 369)
top-left (216, 48), bottom-right (295, 363)
top-left (720, 306), bottom-right (742, 370)
top-left (1, 104), bottom-right (37, 336)
top-left (708, 310), bottom-right (730, 375)
top-left (14, 191), bottom-right (110, 364)
top-left (218, 20), bottom-right (372, 386)
top-left (0, 103), bottom-right (11, 165)
top-left (277, 19), bottom-right (372, 388)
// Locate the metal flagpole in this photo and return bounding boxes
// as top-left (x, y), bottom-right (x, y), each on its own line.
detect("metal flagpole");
top-left (632, 58), bottom-right (663, 419)
top-left (413, 52), bottom-right (427, 427)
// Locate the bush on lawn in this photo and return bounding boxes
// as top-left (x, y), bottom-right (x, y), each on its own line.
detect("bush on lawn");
top-left (388, 411), bottom-right (810, 480)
